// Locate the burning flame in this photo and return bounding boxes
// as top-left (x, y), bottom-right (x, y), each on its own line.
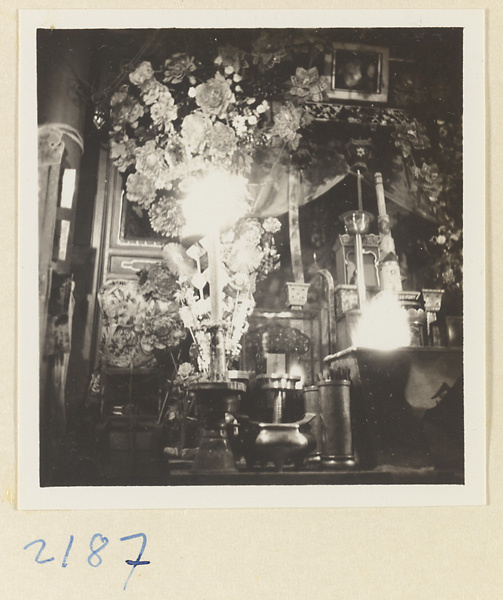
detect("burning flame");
top-left (288, 360), bottom-right (305, 389)
top-left (354, 292), bottom-right (410, 350)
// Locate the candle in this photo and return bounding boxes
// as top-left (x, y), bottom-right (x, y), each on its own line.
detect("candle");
top-left (208, 226), bottom-right (223, 323)
top-left (374, 172), bottom-right (387, 217)
top-left (356, 169), bottom-right (363, 212)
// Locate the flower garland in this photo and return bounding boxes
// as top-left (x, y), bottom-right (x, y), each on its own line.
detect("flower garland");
top-left (391, 115), bottom-right (463, 304)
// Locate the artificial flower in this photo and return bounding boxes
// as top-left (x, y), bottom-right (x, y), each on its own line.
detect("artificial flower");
top-left (270, 101), bottom-right (306, 150)
top-left (226, 244), bottom-right (262, 274)
top-left (134, 140), bottom-right (165, 179)
top-left (163, 53), bottom-right (196, 84)
top-left (289, 67), bottom-right (328, 102)
top-left (262, 216), bottom-right (281, 234)
top-left (177, 362), bottom-right (195, 379)
top-left (150, 95), bottom-right (178, 129)
top-left (392, 120), bottom-right (431, 158)
top-left (137, 308), bottom-right (186, 353)
top-left (215, 44), bottom-right (247, 74)
top-left (415, 162), bottom-right (443, 202)
top-left (148, 197), bottom-right (185, 238)
top-left (125, 172), bottom-right (157, 208)
top-left (109, 137), bottom-right (136, 172)
top-left (110, 94), bottom-right (145, 130)
top-left (234, 218), bottom-right (263, 247)
top-left (194, 73), bottom-right (234, 118)
top-left (140, 79), bottom-right (171, 106)
top-left (129, 61), bottom-right (155, 86)
top-left (208, 121), bottom-right (238, 157)
top-left (138, 262), bottom-right (181, 302)
top-left (110, 84), bottom-right (130, 107)
top-left (231, 115), bottom-right (247, 137)
top-left (181, 112), bottom-right (211, 154)
top-left (251, 31), bottom-right (289, 68)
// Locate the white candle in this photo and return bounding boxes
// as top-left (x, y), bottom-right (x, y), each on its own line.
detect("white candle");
top-left (208, 226), bottom-right (223, 323)
top-left (374, 172), bottom-right (387, 217)
top-left (357, 169), bottom-right (363, 212)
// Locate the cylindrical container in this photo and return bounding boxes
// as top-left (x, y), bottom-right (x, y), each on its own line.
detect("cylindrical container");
top-left (303, 386), bottom-right (322, 464)
top-left (445, 316), bottom-right (463, 347)
top-left (319, 380), bottom-right (356, 469)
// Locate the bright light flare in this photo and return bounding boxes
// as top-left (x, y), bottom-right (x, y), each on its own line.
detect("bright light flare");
top-left (289, 361), bottom-right (305, 389)
top-left (182, 170), bottom-right (250, 236)
top-left (354, 292), bottom-right (411, 350)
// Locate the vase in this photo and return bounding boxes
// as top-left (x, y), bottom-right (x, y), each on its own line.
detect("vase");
top-left (318, 380), bottom-right (356, 469)
top-left (445, 316), bottom-right (463, 347)
top-left (303, 385), bottom-right (322, 464)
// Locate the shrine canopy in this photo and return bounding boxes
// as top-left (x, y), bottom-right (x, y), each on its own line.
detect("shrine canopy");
top-left (250, 153), bottom-right (438, 224)
top-left (249, 102), bottom-right (446, 224)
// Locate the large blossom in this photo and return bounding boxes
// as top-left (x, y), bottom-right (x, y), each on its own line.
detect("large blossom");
top-left (110, 93), bottom-right (144, 130)
top-left (137, 307), bottom-right (186, 353)
top-left (215, 44), bottom-right (247, 74)
top-left (129, 61), bottom-right (155, 87)
top-left (233, 218), bottom-right (263, 246)
top-left (226, 243), bottom-right (263, 275)
top-left (251, 31), bottom-right (289, 68)
top-left (208, 121), bottom-right (237, 157)
top-left (148, 197), bottom-right (185, 237)
top-left (110, 84), bottom-right (130, 107)
top-left (181, 112), bottom-right (211, 154)
top-left (133, 141), bottom-right (173, 189)
top-left (415, 162), bottom-right (443, 202)
top-left (140, 79), bottom-right (171, 106)
top-left (126, 172), bottom-right (157, 208)
top-left (134, 140), bottom-right (165, 178)
top-left (289, 67), bottom-right (328, 102)
top-left (262, 216), bottom-right (281, 234)
top-left (109, 137), bottom-right (137, 172)
top-left (163, 53), bottom-right (196, 84)
top-left (138, 263), bottom-right (181, 302)
top-left (150, 94), bottom-right (178, 129)
top-left (194, 73), bottom-right (234, 117)
top-left (177, 362), bottom-right (195, 380)
top-left (392, 120), bottom-right (431, 158)
top-left (270, 101), bottom-right (307, 150)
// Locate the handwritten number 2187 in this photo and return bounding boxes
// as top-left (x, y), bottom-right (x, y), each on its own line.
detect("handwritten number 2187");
top-left (23, 533), bottom-right (150, 590)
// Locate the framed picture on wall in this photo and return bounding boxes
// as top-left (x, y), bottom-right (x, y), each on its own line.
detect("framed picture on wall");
top-left (324, 42), bottom-right (390, 102)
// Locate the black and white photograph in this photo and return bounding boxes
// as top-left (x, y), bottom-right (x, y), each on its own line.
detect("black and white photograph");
top-left (18, 10), bottom-right (485, 509)
top-left (327, 42), bottom-right (389, 102)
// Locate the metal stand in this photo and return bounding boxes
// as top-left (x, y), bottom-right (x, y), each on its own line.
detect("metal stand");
top-left (191, 380), bottom-right (246, 474)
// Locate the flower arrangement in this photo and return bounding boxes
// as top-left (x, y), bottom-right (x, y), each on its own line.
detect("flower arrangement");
top-left (97, 269), bottom-right (187, 368)
top-left (163, 216), bottom-right (281, 373)
top-left (107, 39), bottom-right (331, 239)
top-left (106, 38), bottom-right (327, 373)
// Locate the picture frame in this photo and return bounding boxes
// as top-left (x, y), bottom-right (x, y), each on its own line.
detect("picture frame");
top-left (324, 42), bottom-right (390, 103)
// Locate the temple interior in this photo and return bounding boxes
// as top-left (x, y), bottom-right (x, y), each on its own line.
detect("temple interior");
top-left (37, 27), bottom-right (464, 486)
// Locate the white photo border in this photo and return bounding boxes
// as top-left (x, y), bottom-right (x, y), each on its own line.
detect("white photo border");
top-left (18, 9), bottom-right (486, 510)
